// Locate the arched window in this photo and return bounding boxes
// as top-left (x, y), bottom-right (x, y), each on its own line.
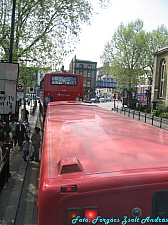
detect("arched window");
top-left (159, 59), bottom-right (166, 98)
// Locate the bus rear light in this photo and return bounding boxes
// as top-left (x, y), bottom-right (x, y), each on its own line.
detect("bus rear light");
top-left (67, 207), bottom-right (82, 225)
top-left (75, 97), bottom-right (83, 101)
top-left (84, 207), bottom-right (98, 224)
top-left (75, 97), bottom-right (80, 101)
top-left (61, 185), bottom-right (77, 192)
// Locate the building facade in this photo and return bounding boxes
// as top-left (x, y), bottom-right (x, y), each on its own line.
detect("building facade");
top-left (96, 66), bottom-right (116, 97)
top-left (69, 56), bottom-right (97, 97)
top-left (152, 47), bottom-right (168, 106)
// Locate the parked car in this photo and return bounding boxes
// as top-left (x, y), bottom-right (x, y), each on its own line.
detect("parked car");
top-left (106, 96), bottom-right (112, 102)
top-left (99, 97), bottom-right (107, 102)
top-left (90, 97), bottom-right (100, 103)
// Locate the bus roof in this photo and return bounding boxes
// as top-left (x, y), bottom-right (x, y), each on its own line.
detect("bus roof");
top-left (43, 101), bottom-right (168, 178)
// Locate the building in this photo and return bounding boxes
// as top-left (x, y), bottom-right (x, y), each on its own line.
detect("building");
top-left (69, 56), bottom-right (97, 97)
top-left (96, 67), bottom-right (116, 97)
top-left (152, 47), bottom-right (168, 106)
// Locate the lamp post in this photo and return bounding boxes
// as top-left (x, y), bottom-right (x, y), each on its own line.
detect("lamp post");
top-left (113, 94), bottom-right (116, 109)
top-left (9, 0), bottom-right (16, 63)
top-left (3, 0), bottom-right (17, 179)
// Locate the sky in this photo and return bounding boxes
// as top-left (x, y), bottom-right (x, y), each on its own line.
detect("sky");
top-left (63, 0), bottom-right (168, 70)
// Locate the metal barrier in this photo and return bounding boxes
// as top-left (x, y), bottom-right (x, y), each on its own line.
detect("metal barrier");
top-left (115, 106), bottom-right (168, 131)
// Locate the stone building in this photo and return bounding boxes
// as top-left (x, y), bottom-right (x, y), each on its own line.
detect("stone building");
top-left (152, 47), bottom-right (168, 107)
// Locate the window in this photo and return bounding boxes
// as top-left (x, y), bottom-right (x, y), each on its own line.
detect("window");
top-left (87, 65), bottom-right (92, 78)
top-left (87, 71), bottom-right (91, 78)
top-left (79, 64), bottom-right (84, 76)
top-left (87, 80), bottom-right (91, 88)
top-left (51, 76), bottom-right (77, 85)
top-left (159, 59), bottom-right (166, 98)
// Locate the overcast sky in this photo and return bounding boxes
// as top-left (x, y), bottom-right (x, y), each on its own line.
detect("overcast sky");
top-left (63, 0), bottom-right (168, 69)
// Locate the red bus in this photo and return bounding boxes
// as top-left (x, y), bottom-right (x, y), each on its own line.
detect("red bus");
top-left (38, 101), bottom-right (168, 225)
top-left (39, 73), bottom-right (84, 116)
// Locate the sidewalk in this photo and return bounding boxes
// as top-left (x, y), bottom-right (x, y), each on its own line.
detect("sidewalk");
top-left (0, 103), bottom-right (40, 225)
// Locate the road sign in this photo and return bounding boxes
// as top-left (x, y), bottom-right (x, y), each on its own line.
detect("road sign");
top-left (17, 92), bottom-right (24, 99)
top-left (17, 83), bottom-right (23, 90)
top-left (29, 87), bottom-right (34, 93)
top-left (0, 62), bottom-right (19, 114)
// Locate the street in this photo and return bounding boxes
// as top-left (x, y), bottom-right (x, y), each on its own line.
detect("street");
top-left (95, 100), bottom-right (122, 111)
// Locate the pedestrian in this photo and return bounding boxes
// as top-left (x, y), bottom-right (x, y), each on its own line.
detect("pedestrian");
top-left (22, 136), bottom-right (31, 162)
top-left (0, 119), bottom-right (6, 148)
top-left (30, 127), bottom-right (41, 162)
top-left (0, 119), bottom-right (6, 159)
top-left (23, 119), bottom-right (30, 138)
top-left (27, 96), bottom-right (30, 106)
top-left (16, 119), bottom-right (26, 150)
top-left (25, 108), bottom-right (29, 122)
top-left (9, 119), bottom-right (17, 150)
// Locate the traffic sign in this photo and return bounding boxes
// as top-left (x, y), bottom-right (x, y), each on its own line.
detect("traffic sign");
top-left (17, 83), bottom-right (23, 91)
top-left (17, 92), bottom-right (24, 99)
top-left (29, 87), bottom-right (34, 93)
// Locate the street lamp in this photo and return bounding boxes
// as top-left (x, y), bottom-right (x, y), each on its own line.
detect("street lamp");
top-left (9, 0), bottom-right (16, 63)
top-left (3, 0), bottom-right (17, 179)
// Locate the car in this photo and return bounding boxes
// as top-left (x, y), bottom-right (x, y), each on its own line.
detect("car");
top-left (106, 96), bottom-right (112, 102)
top-left (90, 97), bottom-right (100, 103)
top-left (99, 97), bottom-right (107, 102)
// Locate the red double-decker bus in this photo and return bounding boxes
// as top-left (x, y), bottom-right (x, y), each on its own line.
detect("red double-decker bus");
top-left (39, 73), bottom-right (84, 118)
top-left (38, 101), bottom-right (168, 225)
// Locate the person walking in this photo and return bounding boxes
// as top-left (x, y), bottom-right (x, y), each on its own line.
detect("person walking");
top-left (30, 127), bottom-right (41, 162)
top-left (22, 136), bottom-right (31, 162)
top-left (0, 119), bottom-right (6, 159)
top-left (27, 96), bottom-right (30, 106)
top-left (9, 119), bottom-right (17, 150)
top-left (25, 108), bottom-right (29, 122)
top-left (23, 119), bottom-right (30, 138)
top-left (0, 119), bottom-right (6, 147)
top-left (16, 119), bottom-right (26, 150)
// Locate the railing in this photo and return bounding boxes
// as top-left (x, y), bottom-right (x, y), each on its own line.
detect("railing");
top-left (114, 106), bottom-right (168, 131)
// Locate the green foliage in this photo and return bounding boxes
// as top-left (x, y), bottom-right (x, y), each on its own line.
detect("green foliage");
top-left (156, 103), bottom-right (168, 117)
top-left (136, 104), bottom-right (151, 113)
top-left (161, 112), bottom-right (168, 119)
top-left (100, 19), bottom-right (168, 93)
top-left (0, 0), bottom-right (110, 70)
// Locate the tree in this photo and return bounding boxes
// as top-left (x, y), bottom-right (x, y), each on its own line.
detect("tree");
top-left (142, 24), bottom-right (168, 75)
top-left (100, 19), bottom-right (168, 106)
top-left (0, 0), bottom-right (110, 70)
top-left (101, 19), bottom-right (147, 104)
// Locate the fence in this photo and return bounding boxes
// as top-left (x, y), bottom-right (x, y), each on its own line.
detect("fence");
top-left (114, 106), bottom-right (168, 131)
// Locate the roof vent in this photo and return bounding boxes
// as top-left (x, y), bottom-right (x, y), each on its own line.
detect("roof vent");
top-left (58, 157), bottom-right (83, 175)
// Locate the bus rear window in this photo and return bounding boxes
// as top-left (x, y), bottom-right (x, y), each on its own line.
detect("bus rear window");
top-left (51, 76), bottom-right (77, 85)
